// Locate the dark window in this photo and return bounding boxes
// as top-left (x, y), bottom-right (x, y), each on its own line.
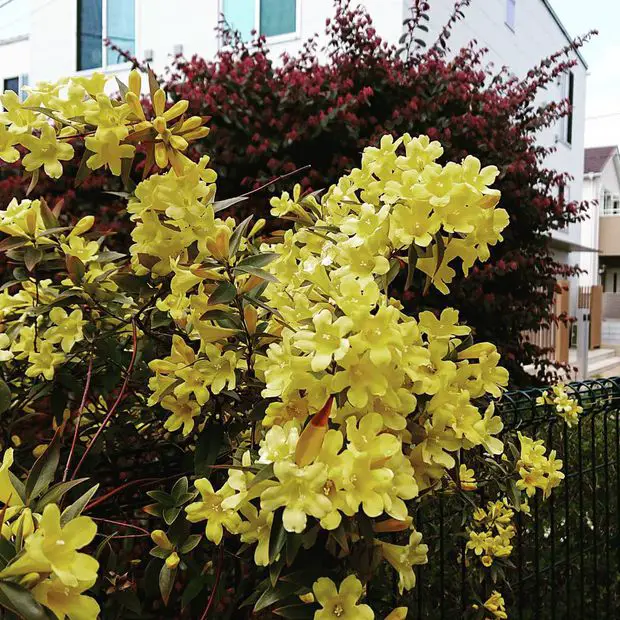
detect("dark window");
top-left (566, 71), bottom-right (574, 145)
top-left (613, 272), bottom-right (617, 293)
top-left (2, 77), bottom-right (19, 94)
top-left (78, 0), bottom-right (103, 71)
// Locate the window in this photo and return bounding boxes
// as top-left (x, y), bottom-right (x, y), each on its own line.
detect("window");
top-left (77, 0), bottom-right (135, 71)
top-left (2, 75), bottom-right (28, 101)
top-left (223, 0), bottom-right (298, 41)
top-left (601, 190), bottom-right (620, 216)
top-left (559, 70), bottom-right (574, 145)
top-left (2, 77), bottom-right (19, 94)
top-left (505, 0), bottom-right (516, 30)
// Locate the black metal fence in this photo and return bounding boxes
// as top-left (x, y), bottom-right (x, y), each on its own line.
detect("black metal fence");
top-left (403, 378), bottom-right (620, 619)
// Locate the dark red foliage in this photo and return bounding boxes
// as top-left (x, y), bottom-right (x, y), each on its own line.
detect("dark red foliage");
top-left (0, 0), bottom-right (594, 386)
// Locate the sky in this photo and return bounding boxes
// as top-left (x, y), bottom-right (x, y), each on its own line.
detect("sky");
top-left (552, 0), bottom-right (620, 147)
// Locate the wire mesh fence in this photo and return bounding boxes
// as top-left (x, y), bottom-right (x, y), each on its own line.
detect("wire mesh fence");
top-left (401, 377), bottom-right (620, 619)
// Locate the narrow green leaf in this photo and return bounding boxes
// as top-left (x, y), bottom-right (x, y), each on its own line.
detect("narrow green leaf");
top-left (268, 510), bottom-right (287, 564)
top-left (254, 581), bottom-right (299, 612)
top-left (35, 478), bottom-right (88, 512)
top-left (211, 195), bottom-right (248, 213)
top-left (228, 215), bottom-right (253, 258)
top-left (171, 477), bottom-right (189, 502)
top-left (61, 483), bottom-right (99, 525)
top-left (247, 463), bottom-right (274, 490)
top-left (236, 253), bottom-right (280, 269)
top-left (75, 149), bottom-right (95, 185)
top-left (405, 243), bottom-right (418, 290)
top-left (0, 582), bottom-right (48, 620)
top-left (159, 563), bottom-right (177, 606)
top-left (194, 423), bottom-right (224, 478)
top-left (25, 431), bottom-right (61, 502)
top-left (273, 604), bottom-right (315, 619)
top-left (178, 534), bottom-right (202, 554)
top-left (0, 380), bottom-right (11, 415)
top-left (234, 264), bottom-right (278, 282)
top-left (181, 575), bottom-right (208, 608)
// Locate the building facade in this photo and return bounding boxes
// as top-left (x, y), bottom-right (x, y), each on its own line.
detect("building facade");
top-left (1, 0), bottom-right (590, 274)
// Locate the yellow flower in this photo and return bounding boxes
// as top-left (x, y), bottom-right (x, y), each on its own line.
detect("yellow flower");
top-left (294, 309), bottom-right (353, 372)
top-left (0, 449), bottom-right (22, 507)
top-left (32, 576), bottom-right (100, 620)
top-left (482, 590), bottom-right (508, 619)
top-left (459, 464), bottom-right (477, 491)
top-left (85, 127), bottom-right (136, 175)
top-left (161, 396), bottom-right (201, 436)
top-left (0, 504), bottom-right (98, 587)
top-left (380, 530), bottom-right (429, 593)
top-left (0, 124), bottom-right (19, 163)
top-left (21, 124), bottom-right (74, 179)
top-left (44, 308), bottom-right (86, 353)
top-left (0, 333), bottom-right (13, 363)
top-left (185, 479), bottom-right (241, 544)
top-left (312, 575), bottom-right (374, 620)
top-left (60, 236), bottom-right (100, 263)
top-left (26, 341), bottom-right (65, 380)
top-left (260, 461), bottom-right (332, 533)
top-left (238, 504), bottom-right (274, 567)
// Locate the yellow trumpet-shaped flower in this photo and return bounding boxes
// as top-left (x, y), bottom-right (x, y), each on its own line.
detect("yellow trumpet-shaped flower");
top-left (85, 127), bottom-right (136, 176)
top-left (21, 124), bottom-right (74, 179)
top-left (312, 574), bottom-right (374, 620)
top-left (32, 576), bottom-right (100, 620)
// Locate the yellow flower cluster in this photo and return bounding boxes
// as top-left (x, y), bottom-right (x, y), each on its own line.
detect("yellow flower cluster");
top-left (473, 590), bottom-right (508, 619)
top-left (516, 432), bottom-right (564, 499)
top-left (536, 383), bottom-right (582, 427)
top-left (0, 70), bottom-right (208, 180)
top-left (0, 450), bottom-right (100, 619)
top-left (466, 500), bottom-right (516, 567)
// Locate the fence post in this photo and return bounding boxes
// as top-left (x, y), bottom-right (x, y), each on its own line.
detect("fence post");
top-left (590, 285), bottom-right (602, 349)
top-left (555, 280), bottom-right (570, 364)
top-left (576, 308), bottom-right (590, 380)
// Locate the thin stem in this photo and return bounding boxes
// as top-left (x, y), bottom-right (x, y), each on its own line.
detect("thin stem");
top-left (85, 476), bottom-right (163, 511)
top-left (71, 321), bottom-right (138, 479)
top-left (91, 517), bottom-right (150, 536)
top-left (239, 164), bottom-right (311, 198)
top-left (62, 355), bottom-right (94, 482)
top-left (200, 546), bottom-right (224, 620)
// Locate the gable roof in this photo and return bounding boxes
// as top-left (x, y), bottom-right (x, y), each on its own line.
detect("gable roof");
top-left (584, 146), bottom-right (618, 175)
top-left (541, 1), bottom-right (588, 69)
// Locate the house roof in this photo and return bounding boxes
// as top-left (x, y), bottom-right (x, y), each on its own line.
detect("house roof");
top-left (541, 1), bottom-right (588, 69)
top-left (584, 146), bottom-right (618, 175)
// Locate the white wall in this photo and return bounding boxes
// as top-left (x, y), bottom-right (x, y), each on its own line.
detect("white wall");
top-left (580, 174), bottom-right (600, 285)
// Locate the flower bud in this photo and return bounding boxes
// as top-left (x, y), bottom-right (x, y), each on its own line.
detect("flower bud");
top-left (385, 608), bottom-right (408, 620)
top-left (151, 529), bottom-right (173, 551)
top-left (244, 304), bottom-right (258, 335)
top-left (373, 516), bottom-right (413, 533)
top-left (295, 396), bottom-right (334, 467)
top-left (165, 551), bottom-right (180, 569)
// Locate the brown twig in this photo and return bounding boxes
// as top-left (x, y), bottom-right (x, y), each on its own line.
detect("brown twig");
top-left (71, 321), bottom-right (138, 479)
top-left (91, 516), bottom-right (150, 536)
top-left (63, 355), bottom-right (94, 482)
top-left (239, 165), bottom-right (311, 199)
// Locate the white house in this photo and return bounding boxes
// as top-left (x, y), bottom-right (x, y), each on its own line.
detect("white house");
top-left (1, 1), bottom-right (590, 273)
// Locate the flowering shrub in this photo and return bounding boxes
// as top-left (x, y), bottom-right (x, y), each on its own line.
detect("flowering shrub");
top-left (0, 68), bottom-right (570, 619)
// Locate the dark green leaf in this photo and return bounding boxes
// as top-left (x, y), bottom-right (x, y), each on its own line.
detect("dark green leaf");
top-left (163, 506), bottom-right (182, 525)
top-left (0, 537), bottom-right (16, 569)
top-left (171, 477), bottom-right (189, 502)
top-left (405, 243), bottom-right (418, 290)
top-left (228, 215), bottom-right (253, 258)
top-left (146, 490), bottom-right (174, 506)
top-left (159, 563), bottom-right (177, 606)
top-left (25, 431), bottom-right (61, 502)
top-left (23, 247), bottom-right (43, 272)
top-left (234, 264), bottom-right (278, 282)
top-left (236, 253), bottom-right (279, 269)
top-left (66, 255), bottom-right (86, 284)
top-left (269, 510), bottom-right (287, 564)
top-left (211, 195), bottom-right (248, 213)
top-left (179, 534), bottom-right (202, 554)
top-left (208, 281), bottom-right (237, 305)
top-left (35, 478), bottom-right (88, 512)
top-left (61, 483), bottom-right (99, 525)
top-left (273, 604), bottom-right (316, 619)
top-left (0, 582), bottom-right (48, 620)
top-left (75, 149), bottom-right (95, 185)
top-left (254, 581), bottom-right (299, 612)
top-left (0, 380), bottom-right (11, 415)
top-left (0, 237), bottom-right (28, 252)
top-left (39, 199), bottom-right (59, 229)
top-left (247, 463), bottom-right (274, 489)
top-left (194, 423), bottom-right (224, 478)
top-left (286, 533), bottom-right (303, 567)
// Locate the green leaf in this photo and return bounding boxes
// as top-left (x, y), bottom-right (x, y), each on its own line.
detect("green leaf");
top-left (7, 472), bottom-right (26, 505)
top-left (0, 380), bottom-right (11, 415)
top-left (211, 195), bottom-right (248, 213)
top-left (66, 255), bottom-right (86, 284)
top-left (286, 533), bottom-right (303, 567)
top-left (0, 582), bottom-right (48, 620)
top-left (163, 506), bottom-right (181, 525)
top-left (254, 581), bottom-right (299, 612)
top-left (236, 253), bottom-right (280, 269)
top-left (115, 76), bottom-right (129, 97)
top-left (25, 431), bottom-right (61, 503)
top-left (147, 490), bottom-right (175, 507)
top-left (405, 242), bottom-right (418, 290)
top-left (171, 477), bottom-right (189, 502)
top-left (179, 534), bottom-right (202, 554)
top-left (208, 281), bottom-right (237, 305)
top-left (35, 478), bottom-right (89, 512)
top-left (247, 463), bottom-right (274, 489)
top-left (75, 149), bottom-right (95, 185)
top-left (268, 510), bottom-right (287, 565)
top-left (181, 575), bottom-right (208, 608)
top-left (61, 483), bottom-right (99, 525)
top-left (228, 215), bottom-right (253, 258)
top-left (234, 264), bottom-right (278, 282)
top-left (0, 237), bottom-right (28, 252)
top-left (159, 563), bottom-right (177, 606)
top-left (23, 247), bottom-right (43, 272)
top-left (0, 537), bottom-right (16, 569)
top-left (273, 604), bottom-right (316, 619)
top-left (148, 66), bottom-right (160, 99)
top-left (194, 423), bottom-right (224, 478)
top-left (39, 199), bottom-right (59, 229)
